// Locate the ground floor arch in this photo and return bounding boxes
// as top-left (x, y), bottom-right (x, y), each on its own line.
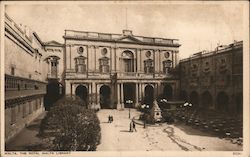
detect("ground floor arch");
top-left (44, 81), bottom-right (65, 110)
top-left (75, 85), bottom-right (88, 106)
top-left (189, 91), bottom-right (199, 108)
top-left (144, 84), bottom-right (154, 107)
top-left (216, 92), bottom-right (229, 112)
top-left (201, 91), bottom-right (212, 109)
top-left (163, 84), bottom-right (173, 100)
top-left (123, 83), bottom-right (136, 108)
top-left (100, 85), bottom-right (111, 109)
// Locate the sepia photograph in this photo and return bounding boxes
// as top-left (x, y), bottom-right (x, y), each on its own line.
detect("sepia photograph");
top-left (1, 1), bottom-right (249, 156)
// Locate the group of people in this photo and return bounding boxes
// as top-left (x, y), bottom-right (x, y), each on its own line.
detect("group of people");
top-left (108, 115), bottom-right (113, 123)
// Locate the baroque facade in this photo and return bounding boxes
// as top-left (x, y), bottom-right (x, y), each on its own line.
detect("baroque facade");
top-left (64, 29), bottom-right (181, 109)
top-left (179, 41), bottom-right (243, 114)
top-left (4, 14), bottom-right (64, 141)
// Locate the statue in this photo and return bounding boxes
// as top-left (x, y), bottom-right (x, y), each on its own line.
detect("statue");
top-left (150, 100), bottom-right (162, 123)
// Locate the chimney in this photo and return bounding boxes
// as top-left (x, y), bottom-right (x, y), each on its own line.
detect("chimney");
top-left (122, 30), bottom-right (133, 36)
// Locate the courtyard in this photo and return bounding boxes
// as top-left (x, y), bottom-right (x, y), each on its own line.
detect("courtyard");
top-left (97, 109), bottom-right (242, 151)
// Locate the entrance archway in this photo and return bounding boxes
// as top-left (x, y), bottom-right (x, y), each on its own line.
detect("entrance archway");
top-left (216, 92), bottom-right (229, 112)
top-left (201, 91), bottom-right (212, 109)
top-left (123, 83), bottom-right (136, 108)
top-left (180, 90), bottom-right (188, 101)
top-left (44, 81), bottom-right (65, 111)
top-left (235, 93), bottom-right (243, 114)
top-left (189, 91), bottom-right (199, 108)
top-left (144, 85), bottom-right (154, 107)
top-left (100, 85), bottom-right (111, 109)
top-left (75, 85), bottom-right (88, 105)
top-left (163, 84), bottom-right (173, 100)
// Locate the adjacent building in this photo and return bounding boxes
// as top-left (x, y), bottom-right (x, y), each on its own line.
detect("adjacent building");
top-left (179, 41), bottom-right (243, 114)
top-left (4, 14), bottom-right (64, 142)
top-left (63, 29), bottom-right (181, 109)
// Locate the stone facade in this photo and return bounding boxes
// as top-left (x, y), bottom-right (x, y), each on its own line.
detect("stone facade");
top-left (179, 41), bottom-right (243, 114)
top-left (63, 29), bottom-right (181, 109)
top-left (4, 14), bottom-right (64, 142)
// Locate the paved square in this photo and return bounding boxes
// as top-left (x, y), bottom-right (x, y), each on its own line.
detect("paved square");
top-left (97, 109), bottom-right (242, 151)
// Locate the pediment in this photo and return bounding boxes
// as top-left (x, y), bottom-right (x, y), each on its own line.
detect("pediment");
top-left (116, 35), bottom-right (141, 43)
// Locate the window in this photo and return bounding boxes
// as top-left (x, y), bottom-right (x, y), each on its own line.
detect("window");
top-left (144, 59), bottom-right (154, 74)
top-left (163, 60), bottom-right (172, 74)
top-left (99, 57), bottom-right (109, 73)
top-left (11, 67), bottom-right (15, 75)
top-left (75, 56), bottom-right (87, 73)
top-left (121, 51), bottom-right (134, 73)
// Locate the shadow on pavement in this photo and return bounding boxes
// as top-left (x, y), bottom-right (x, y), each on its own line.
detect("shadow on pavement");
top-left (120, 130), bottom-right (131, 133)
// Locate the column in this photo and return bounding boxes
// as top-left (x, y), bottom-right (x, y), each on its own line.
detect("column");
top-left (135, 83), bottom-right (139, 107)
top-left (65, 80), bottom-right (71, 95)
top-left (89, 83), bottom-right (92, 105)
top-left (96, 84), bottom-right (100, 109)
top-left (94, 46), bottom-right (97, 72)
top-left (139, 83), bottom-right (142, 103)
top-left (117, 83), bottom-right (121, 109)
top-left (137, 49), bottom-right (141, 72)
top-left (92, 82), bottom-right (97, 109)
top-left (158, 82), bottom-right (162, 95)
top-left (159, 50), bottom-right (162, 73)
top-left (121, 83), bottom-right (124, 108)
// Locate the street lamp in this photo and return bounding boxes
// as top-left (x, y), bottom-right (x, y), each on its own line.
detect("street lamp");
top-left (144, 105), bottom-right (150, 128)
top-left (126, 100), bottom-right (133, 119)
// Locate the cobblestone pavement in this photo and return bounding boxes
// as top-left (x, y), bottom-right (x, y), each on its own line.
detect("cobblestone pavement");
top-left (96, 109), bottom-right (243, 151)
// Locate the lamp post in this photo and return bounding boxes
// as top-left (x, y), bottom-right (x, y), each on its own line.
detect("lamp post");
top-left (126, 100), bottom-right (133, 119)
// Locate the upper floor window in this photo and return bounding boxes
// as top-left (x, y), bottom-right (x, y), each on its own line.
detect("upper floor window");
top-left (11, 67), bottom-right (15, 75)
top-left (163, 60), bottom-right (172, 74)
top-left (99, 57), bottom-right (109, 73)
top-left (144, 59), bottom-right (154, 74)
top-left (121, 51), bottom-right (134, 72)
top-left (75, 56), bottom-right (87, 73)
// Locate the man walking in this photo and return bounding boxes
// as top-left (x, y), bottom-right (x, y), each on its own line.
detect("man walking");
top-left (133, 121), bottom-right (137, 132)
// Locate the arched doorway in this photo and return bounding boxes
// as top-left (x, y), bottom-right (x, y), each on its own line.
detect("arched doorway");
top-left (163, 84), bottom-right (173, 100)
top-left (235, 93), bottom-right (243, 114)
top-left (75, 85), bottom-right (88, 105)
top-left (44, 81), bottom-right (65, 111)
top-left (180, 90), bottom-right (188, 101)
top-left (216, 92), bottom-right (229, 112)
top-left (189, 91), bottom-right (199, 108)
top-left (144, 85), bottom-right (154, 107)
top-left (123, 83), bottom-right (136, 108)
top-left (100, 85), bottom-right (111, 109)
top-left (201, 91), bottom-right (212, 109)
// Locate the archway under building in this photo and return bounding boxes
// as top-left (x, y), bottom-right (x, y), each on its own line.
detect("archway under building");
top-left (75, 85), bottom-right (88, 106)
top-left (235, 93), bottom-right (243, 114)
top-left (144, 85), bottom-right (154, 107)
top-left (201, 91), bottom-right (212, 109)
top-left (100, 85), bottom-right (111, 109)
top-left (123, 83), bottom-right (136, 108)
top-left (189, 91), bottom-right (199, 108)
top-left (216, 92), bottom-right (229, 112)
top-left (163, 84), bottom-right (173, 100)
top-left (44, 81), bottom-right (65, 111)
top-left (180, 90), bottom-right (188, 101)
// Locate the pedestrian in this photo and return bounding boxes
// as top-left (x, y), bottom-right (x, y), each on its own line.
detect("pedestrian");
top-left (110, 115), bottom-right (113, 123)
top-left (133, 121), bottom-right (137, 132)
top-left (108, 115), bottom-right (111, 123)
top-left (129, 121), bottom-right (133, 132)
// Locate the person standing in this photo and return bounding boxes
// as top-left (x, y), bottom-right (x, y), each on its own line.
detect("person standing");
top-left (133, 121), bottom-right (137, 132)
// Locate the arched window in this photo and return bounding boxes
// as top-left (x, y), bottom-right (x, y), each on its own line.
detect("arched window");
top-left (121, 51), bottom-right (134, 72)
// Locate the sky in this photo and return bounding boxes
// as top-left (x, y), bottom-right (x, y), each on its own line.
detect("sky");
top-left (5, 2), bottom-right (245, 59)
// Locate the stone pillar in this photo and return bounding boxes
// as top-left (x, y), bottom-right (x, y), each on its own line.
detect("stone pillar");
top-left (135, 83), bottom-right (139, 107)
top-left (137, 49), bottom-right (141, 72)
top-left (158, 82), bottom-right (162, 95)
top-left (65, 80), bottom-right (71, 95)
top-left (96, 84), bottom-right (101, 109)
top-left (89, 83), bottom-right (92, 105)
top-left (139, 83), bottom-right (142, 103)
top-left (117, 83), bottom-right (121, 110)
top-left (121, 83), bottom-right (124, 108)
